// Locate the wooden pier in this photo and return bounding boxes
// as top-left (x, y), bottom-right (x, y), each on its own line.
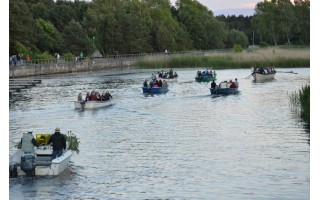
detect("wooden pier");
top-left (9, 79), bottom-right (42, 105)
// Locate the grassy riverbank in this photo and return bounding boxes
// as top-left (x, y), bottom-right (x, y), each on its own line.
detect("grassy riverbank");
top-left (136, 46), bottom-right (310, 69)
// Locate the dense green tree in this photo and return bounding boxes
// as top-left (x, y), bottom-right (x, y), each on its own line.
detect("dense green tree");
top-left (62, 19), bottom-right (92, 56)
top-left (35, 18), bottom-right (63, 53)
top-left (9, 0), bottom-right (37, 55)
top-left (9, 0), bottom-right (310, 57)
top-left (226, 29), bottom-right (249, 48)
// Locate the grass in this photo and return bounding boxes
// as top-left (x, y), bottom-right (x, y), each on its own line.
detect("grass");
top-left (136, 46), bottom-right (310, 69)
top-left (289, 84), bottom-right (310, 129)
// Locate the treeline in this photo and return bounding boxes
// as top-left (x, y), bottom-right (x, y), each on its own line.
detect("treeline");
top-left (9, 0), bottom-right (310, 58)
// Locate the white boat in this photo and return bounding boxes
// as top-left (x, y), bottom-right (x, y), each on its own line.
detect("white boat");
top-left (252, 72), bottom-right (276, 82)
top-left (74, 100), bottom-right (112, 109)
top-left (9, 133), bottom-right (76, 177)
top-left (251, 67), bottom-right (276, 82)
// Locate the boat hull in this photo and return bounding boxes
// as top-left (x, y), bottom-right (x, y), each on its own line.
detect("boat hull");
top-left (74, 100), bottom-right (112, 109)
top-left (9, 147), bottom-right (74, 176)
top-left (142, 87), bottom-right (169, 94)
top-left (195, 76), bottom-right (216, 82)
top-left (252, 72), bottom-right (276, 82)
top-left (210, 87), bottom-right (239, 95)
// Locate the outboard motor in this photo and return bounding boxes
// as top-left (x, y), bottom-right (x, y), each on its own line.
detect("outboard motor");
top-left (20, 153), bottom-right (36, 177)
top-left (9, 162), bottom-right (18, 178)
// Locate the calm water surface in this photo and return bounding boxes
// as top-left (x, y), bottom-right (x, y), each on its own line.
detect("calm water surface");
top-left (9, 68), bottom-right (310, 200)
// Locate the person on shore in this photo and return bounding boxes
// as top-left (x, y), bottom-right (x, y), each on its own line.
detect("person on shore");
top-left (47, 127), bottom-right (66, 159)
top-left (21, 130), bottom-right (39, 154)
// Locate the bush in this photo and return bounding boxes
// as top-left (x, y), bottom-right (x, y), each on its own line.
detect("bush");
top-left (233, 44), bottom-right (243, 52)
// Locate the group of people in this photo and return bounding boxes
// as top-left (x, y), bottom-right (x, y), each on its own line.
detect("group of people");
top-left (197, 68), bottom-right (217, 78)
top-left (143, 79), bottom-right (168, 88)
top-left (20, 128), bottom-right (66, 159)
top-left (253, 67), bottom-right (276, 74)
top-left (157, 69), bottom-right (178, 79)
top-left (9, 54), bottom-right (30, 66)
top-left (78, 90), bottom-right (113, 102)
top-left (211, 78), bottom-right (239, 89)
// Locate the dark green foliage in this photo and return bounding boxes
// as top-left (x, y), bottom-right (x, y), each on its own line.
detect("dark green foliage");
top-left (9, 0), bottom-right (310, 57)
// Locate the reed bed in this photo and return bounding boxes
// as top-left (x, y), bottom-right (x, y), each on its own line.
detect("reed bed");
top-left (288, 84), bottom-right (310, 129)
top-left (136, 47), bottom-right (310, 69)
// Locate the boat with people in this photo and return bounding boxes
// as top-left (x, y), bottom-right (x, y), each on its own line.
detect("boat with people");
top-left (156, 69), bottom-right (178, 80)
top-left (195, 69), bottom-right (217, 82)
top-left (210, 79), bottom-right (239, 95)
top-left (74, 90), bottom-right (113, 109)
top-left (142, 78), bottom-right (169, 94)
top-left (9, 130), bottom-right (79, 177)
top-left (251, 66), bottom-right (276, 82)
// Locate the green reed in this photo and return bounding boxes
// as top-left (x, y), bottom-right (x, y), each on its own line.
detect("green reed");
top-left (136, 47), bottom-right (310, 69)
top-left (288, 84), bottom-right (310, 129)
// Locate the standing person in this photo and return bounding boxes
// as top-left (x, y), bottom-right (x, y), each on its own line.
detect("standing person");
top-left (235, 78), bottom-right (239, 88)
top-left (143, 80), bottom-right (148, 87)
top-left (77, 93), bottom-right (83, 101)
top-left (47, 128), bottom-right (66, 159)
top-left (21, 130), bottom-right (39, 154)
top-left (211, 80), bottom-right (217, 89)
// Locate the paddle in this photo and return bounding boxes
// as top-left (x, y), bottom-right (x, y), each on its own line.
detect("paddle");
top-left (276, 71), bottom-right (298, 74)
top-left (245, 74), bottom-right (252, 79)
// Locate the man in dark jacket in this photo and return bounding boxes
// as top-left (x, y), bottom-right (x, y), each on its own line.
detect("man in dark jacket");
top-left (47, 127), bottom-right (66, 159)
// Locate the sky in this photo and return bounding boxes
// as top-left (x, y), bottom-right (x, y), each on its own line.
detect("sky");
top-left (169, 0), bottom-right (262, 16)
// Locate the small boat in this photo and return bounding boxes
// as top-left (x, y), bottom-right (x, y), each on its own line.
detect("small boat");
top-left (195, 70), bottom-right (217, 82)
top-left (74, 100), bottom-right (112, 109)
top-left (142, 86), bottom-right (169, 94)
top-left (157, 70), bottom-right (178, 80)
top-left (251, 67), bottom-right (276, 82)
top-left (9, 131), bottom-right (78, 177)
top-left (210, 80), bottom-right (239, 95)
top-left (195, 76), bottom-right (216, 82)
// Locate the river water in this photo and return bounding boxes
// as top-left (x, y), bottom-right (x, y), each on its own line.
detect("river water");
top-left (9, 68), bottom-right (310, 200)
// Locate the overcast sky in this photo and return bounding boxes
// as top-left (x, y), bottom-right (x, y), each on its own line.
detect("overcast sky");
top-left (169, 0), bottom-right (263, 16)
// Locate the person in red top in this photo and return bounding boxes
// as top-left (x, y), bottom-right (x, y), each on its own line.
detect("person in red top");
top-left (230, 80), bottom-right (237, 88)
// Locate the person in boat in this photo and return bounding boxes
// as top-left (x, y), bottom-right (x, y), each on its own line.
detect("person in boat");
top-left (21, 130), bottom-right (39, 154)
top-left (104, 90), bottom-right (113, 100)
top-left (158, 79), bottom-right (163, 87)
top-left (149, 80), bottom-right (154, 88)
top-left (162, 80), bottom-right (168, 87)
top-left (211, 80), bottom-right (217, 89)
top-left (235, 78), bottom-right (239, 88)
top-left (47, 127), bottom-right (66, 159)
top-left (197, 70), bottom-right (202, 78)
top-left (77, 93), bottom-right (82, 101)
top-left (90, 90), bottom-right (98, 101)
top-left (151, 73), bottom-right (156, 81)
top-left (230, 80), bottom-right (237, 88)
top-left (213, 71), bottom-right (217, 79)
top-left (174, 72), bottom-right (178, 77)
top-left (85, 92), bottom-right (90, 101)
top-left (143, 79), bottom-right (148, 88)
